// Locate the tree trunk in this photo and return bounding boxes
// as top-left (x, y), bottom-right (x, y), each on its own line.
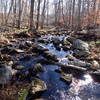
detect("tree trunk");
top-left (71, 0), bottom-right (75, 30)
top-left (41, 0), bottom-right (46, 29)
top-left (77, 0), bottom-right (81, 30)
top-left (17, 0), bottom-right (22, 29)
top-left (36, 0), bottom-right (41, 29)
top-left (30, 0), bottom-right (35, 31)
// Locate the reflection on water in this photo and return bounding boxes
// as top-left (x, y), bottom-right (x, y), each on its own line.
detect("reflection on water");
top-left (37, 35), bottom-right (100, 100)
top-left (69, 74), bottom-right (93, 95)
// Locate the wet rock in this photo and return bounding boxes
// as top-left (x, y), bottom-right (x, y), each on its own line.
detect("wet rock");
top-left (63, 37), bottom-right (71, 45)
top-left (55, 44), bottom-right (62, 51)
top-left (14, 31), bottom-right (31, 38)
top-left (12, 65), bottom-right (25, 70)
top-left (91, 60), bottom-right (100, 69)
top-left (0, 64), bottom-right (12, 85)
top-left (1, 46), bottom-right (11, 54)
top-left (52, 37), bottom-right (61, 46)
top-left (56, 63), bottom-right (87, 75)
top-left (0, 54), bottom-right (12, 61)
top-left (32, 44), bottom-right (48, 53)
top-left (25, 41), bottom-right (33, 47)
top-left (38, 38), bottom-right (49, 44)
top-left (73, 49), bottom-right (90, 57)
top-left (60, 73), bottom-right (72, 84)
top-left (69, 60), bottom-right (91, 68)
top-left (77, 30), bottom-right (88, 35)
top-left (1, 47), bottom-right (25, 55)
top-left (33, 63), bottom-right (45, 73)
top-left (35, 58), bottom-right (54, 65)
top-left (90, 70), bottom-right (100, 82)
top-left (19, 44), bottom-right (29, 50)
top-left (28, 63), bottom-right (45, 77)
top-left (66, 54), bottom-right (76, 61)
top-left (19, 54), bottom-right (32, 61)
top-left (62, 45), bottom-right (71, 51)
top-left (64, 36), bottom-right (90, 57)
top-left (43, 51), bottom-right (59, 62)
top-left (55, 68), bottom-right (62, 73)
top-left (29, 78), bottom-right (47, 98)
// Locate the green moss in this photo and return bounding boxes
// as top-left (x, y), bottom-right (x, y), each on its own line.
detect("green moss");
top-left (18, 89), bottom-right (28, 100)
top-left (96, 41), bottom-right (100, 45)
top-left (89, 41), bottom-right (100, 45)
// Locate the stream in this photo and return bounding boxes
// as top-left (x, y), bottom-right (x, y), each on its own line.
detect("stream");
top-left (2, 34), bottom-right (100, 100)
top-left (37, 34), bottom-right (100, 100)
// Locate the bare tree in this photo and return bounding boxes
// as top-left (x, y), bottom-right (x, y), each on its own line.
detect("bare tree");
top-left (30, 0), bottom-right (35, 30)
top-left (17, 0), bottom-right (22, 29)
top-left (41, 0), bottom-right (46, 29)
top-left (77, 0), bottom-right (82, 30)
top-left (36, 0), bottom-right (41, 29)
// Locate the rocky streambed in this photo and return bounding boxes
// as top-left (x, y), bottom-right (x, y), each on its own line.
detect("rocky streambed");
top-left (0, 32), bottom-right (100, 100)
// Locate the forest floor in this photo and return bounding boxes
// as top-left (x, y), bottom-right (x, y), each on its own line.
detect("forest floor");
top-left (0, 26), bottom-right (100, 62)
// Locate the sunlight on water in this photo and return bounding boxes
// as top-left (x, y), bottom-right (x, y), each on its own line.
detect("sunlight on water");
top-left (69, 74), bottom-right (93, 95)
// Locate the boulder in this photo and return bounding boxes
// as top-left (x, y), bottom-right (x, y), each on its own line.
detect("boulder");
top-left (91, 60), bottom-right (100, 69)
top-left (69, 59), bottom-right (91, 68)
top-left (38, 38), bottom-right (49, 44)
top-left (1, 47), bottom-right (25, 55)
top-left (66, 54), bottom-right (76, 61)
top-left (73, 49), bottom-right (90, 57)
top-left (29, 78), bottom-right (47, 96)
top-left (52, 37), bottom-right (61, 46)
top-left (0, 64), bottom-right (12, 84)
top-left (12, 65), bottom-right (25, 70)
top-left (43, 51), bottom-right (59, 62)
top-left (67, 36), bottom-right (89, 51)
top-left (32, 44), bottom-right (48, 53)
top-left (14, 31), bottom-right (31, 38)
top-left (60, 73), bottom-right (72, 84)
top-left (28, 63), bottom-right (45, 76)
top-left (33, 63), bottom-right (45, 73)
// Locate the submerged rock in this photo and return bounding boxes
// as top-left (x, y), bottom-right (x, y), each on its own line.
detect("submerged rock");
top-left (32, 44), bottom-right (48, 53)
top-left (43, 51), bottom-right (59, 62)
top-left (12, 65), bottom-right (25, 70)
top-left (52, 37), bottom-right (61, 46)
top-left (29, 78), bottom-right (47, 97)
top-left (60, 73), bottom-right (72, 84)
top-left (0, 64), bottom-right (12, 84)
top-left (33, 63), bottom-right (45, 73)
top-left (66, 54), bottom-right (76, 61)
top-left (28, 63), bottom-right (45, 77)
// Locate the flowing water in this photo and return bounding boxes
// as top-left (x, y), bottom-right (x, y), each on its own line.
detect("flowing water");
top-left (17, 34), bottom-right (100, 100)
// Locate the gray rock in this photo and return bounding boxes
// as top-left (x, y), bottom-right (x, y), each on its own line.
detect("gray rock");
top-left (60, 73), bottom-right (72, 84)
top-left (66, 54), bottom-right (76, 61)
top-left (43, 51), bottom-right (59, 62)
top-left (0, 64), bottom-right (12, 84)
top-left (73, 49), bottom-right (90, 57)
top-left (66, 36), bottom-right (89, 51)
top-left (52, 37), bottom-right (61, 45)
top-left (30, 78), bottom-right (47, 95)
top-left (64, 36), bottom-right (90, 57)
top-left (92, 60), bottom-right (100, 68)
top-left (69, 59), bottom-right (91, 68)
top-left (33, 63), bottom-right (44, 72)
top-left (13, 65), bottom-right (25, 70)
